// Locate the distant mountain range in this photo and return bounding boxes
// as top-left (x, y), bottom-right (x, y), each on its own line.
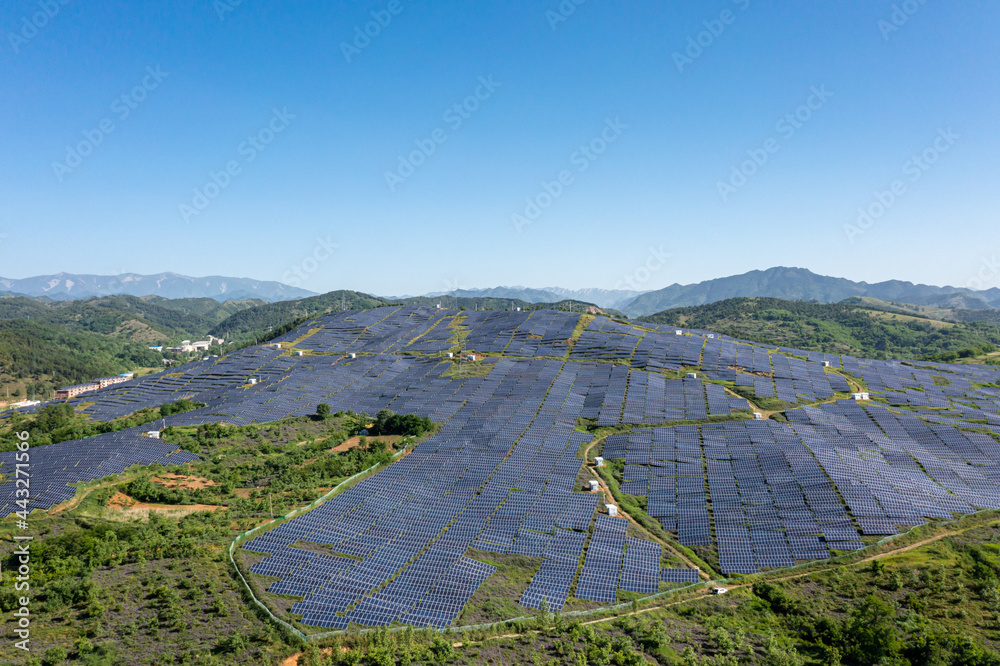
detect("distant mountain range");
top-left (6, 267), bottom-right (999, 316)
top-left (619, 267), bottom-right (1000, 317)
top-left (423, 287), bottom-right (643, 310)
top-left (0, 273), bottom-right (316, 303)
top-left (429, 268), bottom-right (1000, 317)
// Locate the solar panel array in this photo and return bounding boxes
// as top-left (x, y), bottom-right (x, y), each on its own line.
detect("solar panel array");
top-left (575, 515), bottom-right (627, 602)
top-left (619, 537), bottom-right (661, 593)
top-left (520, 528), bottom-right (587, 611)
top-left (6, 304), bottom-right (1000, 628)
top-left (660, 568), bottom-right (700, 583)
top-left (0, 429), bottom-right (198, 514)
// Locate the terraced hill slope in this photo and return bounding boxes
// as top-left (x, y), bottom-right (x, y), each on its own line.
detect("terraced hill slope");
top-left (3, 305), bottom-right (1000, 641)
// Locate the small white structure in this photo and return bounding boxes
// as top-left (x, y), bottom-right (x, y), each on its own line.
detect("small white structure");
top-left (713, 587), bottom-right (728, 595)
top-left (294, 351), bottom-right (304, 356)
top-left (675, 330), bottom-right (683, 336)
top-left (516, 307), bottom-right (521, 312)
top-left (822, 361), bottom-right (832, 367)
top-left (248, 378), bottom-right (259, 385)
top-left (349, 353), bottom-right (357, 359)
top-left (753, 412), bottom-right (763, 420)
top-left (146, 431), bottom-right (161, 439)
top-left (686, 372), bottom-right (698, 379)
top-left (595, 456), bottom-right (605, 467)
top-left (605, 504), bottom-right (618, 517)
top-left (446, 352), bottom-right (454, 359)
top-left (588, 480), bottom-right (600, 492)
top-left (467, 354), bottom-right (477, 361)
top-left (852, 392), bottom-right (870, 401)
top-left (707, 334), bottom-right (716, 339)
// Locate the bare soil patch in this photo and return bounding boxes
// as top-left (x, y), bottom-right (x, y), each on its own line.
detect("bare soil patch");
top-left (330, 434), bottom-right (402, 453)
top-left (106, 491), bottom-right (225, 519)
top-left (150, 473), bottom-right (218, 490)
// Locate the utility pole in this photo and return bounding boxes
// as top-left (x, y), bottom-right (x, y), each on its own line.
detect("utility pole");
top-left (268, 493), bottom-right (273, 519)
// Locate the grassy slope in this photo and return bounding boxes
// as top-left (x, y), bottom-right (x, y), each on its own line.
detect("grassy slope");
top-left (0, 294), bottom-right (266, 400)
top-left (641, 297), bottom-right (1000, 360)
top-left (8, 401), bottom-right (1000, 663)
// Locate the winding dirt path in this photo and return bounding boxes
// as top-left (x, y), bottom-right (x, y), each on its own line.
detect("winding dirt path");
top-left (581, 436), bottom-right (711, 580)
top-left (445, 525), bottom-right (973, 652)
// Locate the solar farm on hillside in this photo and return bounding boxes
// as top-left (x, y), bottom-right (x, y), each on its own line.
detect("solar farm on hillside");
top-left (5, 305), bottom-right (1000, 631)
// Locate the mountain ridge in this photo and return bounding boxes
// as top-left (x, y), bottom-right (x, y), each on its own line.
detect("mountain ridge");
top-left (0, 272), bottom-right (316, 303)
top-left (621, 267), bottom-right (1000, 316)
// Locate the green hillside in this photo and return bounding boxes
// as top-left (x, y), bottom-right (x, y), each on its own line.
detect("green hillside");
top-left (0, 294), bottom-right (262, 400)
top-left (140, 295), bottom-right (268, 324)
top-left (641, 297), bottom-right (1000, 361)
top-left (0, 319), bottom-right (165, 400)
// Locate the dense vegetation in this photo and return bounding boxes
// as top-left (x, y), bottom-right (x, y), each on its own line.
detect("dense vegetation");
top-left (368, 409), bottom-right (436, 438)
top-left (643, 298), bottom-right (1000, 361)
top-left (0, 294), bottom-right (265, 400)
top-left (0, 399), bottom-right (204, 450)
top-left (0, 319), bottom-right (165, 400)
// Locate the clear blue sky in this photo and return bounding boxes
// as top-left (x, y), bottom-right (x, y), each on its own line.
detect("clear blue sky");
top-left (1, 0), bottom-right (998, 296)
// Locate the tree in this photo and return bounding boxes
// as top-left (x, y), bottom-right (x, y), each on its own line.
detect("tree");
top-left (842, 595), bottom-right (900, 665)
top-left (315, 403), bottom-right (331, 419)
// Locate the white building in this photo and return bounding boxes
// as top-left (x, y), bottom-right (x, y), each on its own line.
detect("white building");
top-left (589, 480), bottom-right (600, 492)
top-left (595, 456), bottom-right (604, 467)
top-left (9, 400), bottom-right (40, 409)
top-left (852, 392), bottom-right (870, 401)
top-left (605, 504), bottom-right (618, 517)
